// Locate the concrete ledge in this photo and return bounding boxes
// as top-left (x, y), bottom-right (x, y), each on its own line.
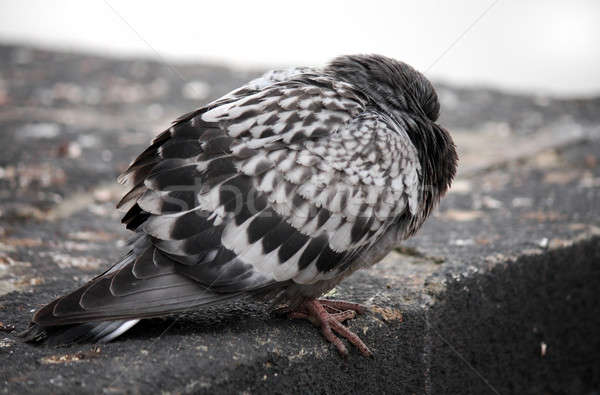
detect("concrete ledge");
top-left (429, 236), bottom-right (600, 394)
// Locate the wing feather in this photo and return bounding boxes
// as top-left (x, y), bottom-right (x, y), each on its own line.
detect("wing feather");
top-left (124, 86), bottom-right (420, 286)
top-left (35, 70), bottom-right (424, 328)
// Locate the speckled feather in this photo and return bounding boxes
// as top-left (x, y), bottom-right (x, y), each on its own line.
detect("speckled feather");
top-left (23, 55), bottom-right (457, 343)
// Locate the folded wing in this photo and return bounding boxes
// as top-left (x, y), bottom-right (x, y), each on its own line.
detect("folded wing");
top-left (33, 73), bottom-right (422, 327)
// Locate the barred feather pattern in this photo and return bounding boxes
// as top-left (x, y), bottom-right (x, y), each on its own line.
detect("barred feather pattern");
top-left (118, 74), bottom-right (421, 289)
top-left (25, 55), bottom-right (457, 341)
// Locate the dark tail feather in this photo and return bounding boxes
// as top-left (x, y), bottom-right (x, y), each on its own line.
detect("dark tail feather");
top-left (21, 238), bottom-right (270, 346)
top-left (19, 319), bottom-right (140, 345)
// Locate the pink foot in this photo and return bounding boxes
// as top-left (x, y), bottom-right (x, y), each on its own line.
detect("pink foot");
top-left (289, 299), bottom-right (372, 357)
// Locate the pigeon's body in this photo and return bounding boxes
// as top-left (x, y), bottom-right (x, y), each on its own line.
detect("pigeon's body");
top-left (22, 55), bottom-right (457, 354)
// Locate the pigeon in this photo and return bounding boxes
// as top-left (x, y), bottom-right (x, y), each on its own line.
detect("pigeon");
top-left (21, 54), bottom-right (457, 357)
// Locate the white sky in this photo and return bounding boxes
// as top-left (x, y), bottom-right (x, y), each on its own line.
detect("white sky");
top-left (1, 0), bottom-right (599, 97)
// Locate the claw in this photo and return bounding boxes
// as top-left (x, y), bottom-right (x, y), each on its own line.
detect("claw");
top-left (289, 299), bottom-right (372, 357)
top-left (317, 299), bottom-right (371, 314)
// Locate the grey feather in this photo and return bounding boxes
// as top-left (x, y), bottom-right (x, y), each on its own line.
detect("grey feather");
top-left (23, 54), bottom-right (457, 345)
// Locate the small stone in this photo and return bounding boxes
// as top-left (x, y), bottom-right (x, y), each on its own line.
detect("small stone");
top-left (521, 211), bottom-right (565, 222)
top-left (543, 171), bottom-right (580, 185)
top-left (578, 174), bottom-right (600, 188)
top-left (0, 322), bottom-right (16, 332)
top-left (57, 142), bottom-right (82, 158)
top-left (17, 123), bottom-right (60, 140)
top-left (93, 188), bottom-right (113, 202)
top-left (78, 134), bottom-right (100, 148)
top-left (442, 209), bottom-right (483, 222)
top-left (29, 277), bottom-right (44, 286)
top-left (452, 239), bottom-right (475, 246)
top-left (512, 197), bottom-right (533, 208)
top-left (481, 196), bottom-right (503, 209)
top-left (448, 179), bottom-right (472, 194)
top-left (0, 337), bottom-right (14, 348)
top-left (540, 342), bottom-right (547, 357)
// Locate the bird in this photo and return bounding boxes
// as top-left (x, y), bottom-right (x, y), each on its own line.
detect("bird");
top-left (20, 54), bottom-right (457, 357)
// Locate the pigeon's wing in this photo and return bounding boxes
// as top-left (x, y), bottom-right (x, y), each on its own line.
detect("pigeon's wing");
top-left (31, 75), bottom-right (367, 326)
top-left (118, 74), bottom-right (379, 288)
top-left (118, 74), bottom-right (422, 288)
top-left (33, 74), bottom-right (421, 327)
top-left (213, 109), bottom-right (423, 285)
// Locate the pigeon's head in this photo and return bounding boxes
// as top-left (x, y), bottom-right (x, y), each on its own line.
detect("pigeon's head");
top-left (327, 54), bottom-right (456, 217)
top-left (326, 54), bottom-right (440, 122)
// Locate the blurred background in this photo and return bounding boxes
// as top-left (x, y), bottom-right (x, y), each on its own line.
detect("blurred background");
top-left (1, 0), bottom-right (599, 97)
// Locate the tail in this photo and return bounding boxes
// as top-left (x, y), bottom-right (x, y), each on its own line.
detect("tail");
top-left (20, 237), bottom-right (248, 345)
top-left (19, 319), bottom-right (140, 345)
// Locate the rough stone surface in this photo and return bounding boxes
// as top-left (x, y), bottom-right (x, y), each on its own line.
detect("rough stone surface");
top-left (0, 45), bottom-right (599, 394)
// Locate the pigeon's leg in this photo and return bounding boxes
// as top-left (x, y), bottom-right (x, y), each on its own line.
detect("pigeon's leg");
top-left (290, 299), bottom-right (372, 357)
